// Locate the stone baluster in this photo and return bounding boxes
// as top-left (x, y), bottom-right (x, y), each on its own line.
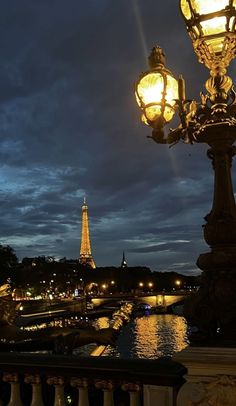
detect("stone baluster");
top-left (47, 376), bottom-right (65, 406)
top-left (3, 373), bottom-right (23, 406)
top-left (122, 383), bottom-right (141, 406)
top-left (95, 380), bottom-right (114, 406)
top-left (25, 374), bottom-right (45, 406)
top-left (70, 378), bottom-right (89, 406)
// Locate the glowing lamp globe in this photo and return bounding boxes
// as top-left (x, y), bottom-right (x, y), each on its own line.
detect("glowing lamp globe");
top-left (135, 47), bottom-right (178, 127)
top-left (180, 0), bottom-right (236, 74)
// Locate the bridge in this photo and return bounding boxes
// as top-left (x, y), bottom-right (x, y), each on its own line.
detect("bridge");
top-left (90, 291), bottom-right (190, 310)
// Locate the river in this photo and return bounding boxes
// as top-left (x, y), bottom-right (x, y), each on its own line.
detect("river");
top-left (22, 311), bottom-right (189, 358)
top-left (92, 313), bottom-right (189, 359)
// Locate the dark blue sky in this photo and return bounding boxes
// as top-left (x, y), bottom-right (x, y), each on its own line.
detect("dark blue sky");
top-left (0, 0), bottom-right (235, 274)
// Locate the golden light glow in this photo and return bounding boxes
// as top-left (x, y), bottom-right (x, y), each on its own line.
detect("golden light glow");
top-left (192, 0), bottom-right (228, 15)
top-left (79, 200), bottom-right (96, 268)
top-left (134, 316), bottom-right (158, 358)
top-left (180, 0), bottom-right (191, 20)
top-left (136, 72), bottom-right (178, 124)
top-left (93, 316), bottom-right (110, 330)
top-left (180, 0), bottom-right (228, 19)
top-left (200, 17), bottom-right (226, 37)
top-left (136, 73), bottom-right (164, 106)
top-left (171, 315), bottom-right (189, 353)
top-left (175, 280), bottom-right (181, 286)
top-left (205, 37), bottom-right (224, 54)
top-left (180, 0), bottom-right (236, 71)
top-left (139, 282), bottom-right (144, 287)
top-left (134, 314), bottom-right (188, 358)
top-left (148, 282), bottom-right (153, 288)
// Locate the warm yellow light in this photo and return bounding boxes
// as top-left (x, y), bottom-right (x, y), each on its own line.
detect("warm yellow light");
top-left (148, 282), bottom-right (153, 288)
top-left (180, 0), bottom-right (191, 20)
top-left (136, 73), bottom-right (163, 106)
top-left (139, 282), bottom-right (144, 287)
top-left (192, 0), bottom-right (228, 15)
top-left (175, 280), bottom-right (181, 286)
top-left (101, 284), bottom-right (107, 289)
top-left (136, 72), bottom-right (178, 124)
top-left (180, 0), bottom-right (228, 19)
top-left (93, 316), bottom-right (110, 330)
top-left (111, 280), bottom-right (115, 285)
top-left (201, 16), bottom-right (226, 37)
top-left (180, 0), bottom-right (236, 71)
top-left (205, 37), bottom-right (224, 54)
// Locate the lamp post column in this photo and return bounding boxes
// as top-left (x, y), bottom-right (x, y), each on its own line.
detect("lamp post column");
top-left (203, 133), bottom-right (236, 249)
top-left (185, 125), bottom-right (236, 343)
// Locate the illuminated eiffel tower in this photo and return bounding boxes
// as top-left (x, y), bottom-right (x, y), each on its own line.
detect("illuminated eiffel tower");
top-left (79, 198), bottom-right (96, 269)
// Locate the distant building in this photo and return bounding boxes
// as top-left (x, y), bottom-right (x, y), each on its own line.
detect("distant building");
top-left (121, 251), bottom-right (128, 268)
top-left (78, 198), bottom-right (96, 269)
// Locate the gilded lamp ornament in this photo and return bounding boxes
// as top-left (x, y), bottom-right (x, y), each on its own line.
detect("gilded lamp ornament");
top-left (180, 0), bottom-right (236, 76)
top-left (135, 1), bottom-right (236, 344)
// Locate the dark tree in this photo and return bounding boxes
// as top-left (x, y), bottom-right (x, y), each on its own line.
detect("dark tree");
top-left (0, 245), bottom-right (18, 284)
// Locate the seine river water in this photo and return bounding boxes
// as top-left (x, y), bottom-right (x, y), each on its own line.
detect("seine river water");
top-left (92, 313), bottom-right (189, 359)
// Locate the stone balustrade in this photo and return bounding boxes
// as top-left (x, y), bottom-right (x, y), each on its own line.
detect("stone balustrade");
top-left (0, 352), bottom-right (186, 405)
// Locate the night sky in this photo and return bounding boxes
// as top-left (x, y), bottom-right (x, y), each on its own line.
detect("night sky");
top-left (0, 1), bottom-right (236, 274)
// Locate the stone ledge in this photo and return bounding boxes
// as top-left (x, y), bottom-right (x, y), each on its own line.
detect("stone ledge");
top-left (174, 346), bottom-right (236, 376)
top-left (173, 346), bottom-right (236, 406)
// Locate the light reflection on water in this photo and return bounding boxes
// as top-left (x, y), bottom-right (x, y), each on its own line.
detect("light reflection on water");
top-left (21, 314), bottom-right (189, 359)
top-left (100, 314), bottom-right (189, 359)
top-left (93, 316), bottom-right (110, 330)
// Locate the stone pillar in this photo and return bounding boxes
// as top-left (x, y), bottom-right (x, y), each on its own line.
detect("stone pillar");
top-left (25, 374), bottom-right (45, 406)
top-left (70, 378), bottom-right (89, 406)
top-left (47, 376), bottom-right (65, 406)
top-left (173, 346), bottom-right (236, 405)
top-left (95, 380), bottom-right (114, 406)
top-left (122, 383), bottom-right (141, 406)
top-left (3, 373), bottom-right (23, 406)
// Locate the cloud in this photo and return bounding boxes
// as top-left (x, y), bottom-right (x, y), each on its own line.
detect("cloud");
top-left (128, 240), bottom-right (191, 253)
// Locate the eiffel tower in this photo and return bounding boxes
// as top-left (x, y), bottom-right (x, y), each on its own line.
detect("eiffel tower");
top-left (78, 198), bottom-right (96, 269)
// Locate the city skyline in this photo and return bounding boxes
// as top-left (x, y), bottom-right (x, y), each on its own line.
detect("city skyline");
top-left (1, 1), bottom-right (236, 274)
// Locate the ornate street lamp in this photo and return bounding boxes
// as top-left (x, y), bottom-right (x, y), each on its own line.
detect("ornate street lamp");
top-left (180, 0), bottom-right (236, 76)
top-left (135, 47), bottom-right (179, 138)
top-left (135, 1), bottom-right (236, 345)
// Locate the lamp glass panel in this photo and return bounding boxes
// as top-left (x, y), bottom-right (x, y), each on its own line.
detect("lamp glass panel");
top-left (180, 0), bottom-right (192, 20)
top-left (166, 74), bottom-right (179, 107)
top-left (190, 0), bottom-right (228, 15)
top-left (137, 72), bottom-right (164, 106)
top-left (137, 72), bottom-right (178, 124)
top-left (200, 16), bottom-right (226, 36)
top-left (144, 105), bottom-right (175, 123)
top-left (163, 106), bottom-right (175, 122)
top-left (234, 0), bottom-right (236, 6)
top-left (145, 106), bottom-right (162, 122)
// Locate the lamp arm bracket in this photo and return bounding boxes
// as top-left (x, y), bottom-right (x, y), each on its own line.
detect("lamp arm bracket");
top-left (149, 125), bottom-right (182, 146)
